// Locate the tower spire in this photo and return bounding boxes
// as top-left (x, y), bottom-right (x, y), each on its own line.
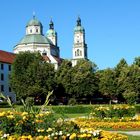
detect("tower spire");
top-left (49, 18), bottom-right (54, 29)
top-left (77, 16), bottom-right (81, 26)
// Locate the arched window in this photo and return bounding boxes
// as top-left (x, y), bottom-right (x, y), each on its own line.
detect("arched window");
top-left (30, 29), bottom-right (32, 33)
top-left (80, 51), bottom-right (82, 56)
top-left (36, 29), bottom-right (38, 33)
top-left (42, 50), bottom-right (47, 56)
top-left (77, 49), bottom-right (80, 56)
top-left (75, 51), bottom-right (77, 56)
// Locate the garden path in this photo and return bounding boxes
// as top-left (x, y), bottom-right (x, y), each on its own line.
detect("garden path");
top-left (110, 131), bottom-right (140, 136)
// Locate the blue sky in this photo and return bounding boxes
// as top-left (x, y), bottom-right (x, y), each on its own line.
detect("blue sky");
top-left (0, 0), bottom-right (140, 69)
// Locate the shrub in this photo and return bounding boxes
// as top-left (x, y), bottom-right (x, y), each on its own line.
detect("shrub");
top-left (51, 105), bottom-right (93, 114)
top-left (25, 97), bottom-right (34, 107)
top-left (68, 98), bottom-right (77, 105)
top-left (123, 91), bottom-right (139, 105)
top-left (135, 104), bottom-right (140, 114)
top-left (0, 102), bottom-right (10, 108)
top-left (91, 104), bottom-right (135, 118)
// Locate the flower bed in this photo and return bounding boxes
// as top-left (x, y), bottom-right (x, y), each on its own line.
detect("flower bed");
top-left (74, 116), bottom-right (140, 130)
top-left (0, 111), bottom-right (128, 140)
top-left (91, 105), bottom-right (135, 118)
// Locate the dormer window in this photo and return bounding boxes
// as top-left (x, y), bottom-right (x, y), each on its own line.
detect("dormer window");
top-left (42, 50), bottom-right (47, 56)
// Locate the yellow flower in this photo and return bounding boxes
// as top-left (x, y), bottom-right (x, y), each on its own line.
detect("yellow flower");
top-left (35, 119), bottom-right (43, 123)
top-left (36, 135), bottom-right (44, 140)
top-left (0, 112), bottom-right (6, 117)
top-left (69, 133), bottom-right (76, 140)
top-left (46, 128), bottom-right (53, 132)
top-left (7, 115), bottom-right (14, 119)
top-left (22, 116), bottom-right (26, 120)
top-left (21, 112), bottom-right (28, 116)
top-left (37, 129), bottom-right (45, 132)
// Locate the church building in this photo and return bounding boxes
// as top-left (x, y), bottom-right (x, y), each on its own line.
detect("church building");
top-left (13, 16), bottom-right (61, 70)
top-left (0, 16), bottom-right (88, 102)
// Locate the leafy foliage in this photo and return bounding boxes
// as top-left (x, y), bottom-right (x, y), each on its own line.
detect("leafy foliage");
top-left (71, 60), bottom-right (98, 98)
top-left (10, 52), bottom-right (55, 100)
top-left (99, 68), bottom-right (117, 100)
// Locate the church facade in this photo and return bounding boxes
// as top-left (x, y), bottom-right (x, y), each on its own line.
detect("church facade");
top-left (13, 16), bottom-right (88, 68)
top-left (0, 16), bottom-right (88, 102)
top-left (13, 16), bottom-right (61, 70)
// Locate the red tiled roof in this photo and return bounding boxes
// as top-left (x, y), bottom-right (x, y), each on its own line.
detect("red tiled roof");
top-left (42, 55), bottom-right (51, 62)
top-left (52, 55), bottom-right (62, 64)
top-left (0, 50), bottom-right (16, 64)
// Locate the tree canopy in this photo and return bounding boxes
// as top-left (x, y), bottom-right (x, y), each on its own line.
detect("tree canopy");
top-left (10, 52), bottom-right (140, 104)
top-left (10, 52), bottom-right (55, 99)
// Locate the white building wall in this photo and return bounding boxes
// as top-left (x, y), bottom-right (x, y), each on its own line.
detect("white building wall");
top-left (0, 62), bottom-right (16, 102)
top-left (14, 44), bottom-right (51, 57)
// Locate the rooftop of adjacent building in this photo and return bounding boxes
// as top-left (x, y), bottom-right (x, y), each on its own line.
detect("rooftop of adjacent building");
top-left (0, 50), bottom-right (63, 65)
top-left (0, 50), bottom-right (16, 64)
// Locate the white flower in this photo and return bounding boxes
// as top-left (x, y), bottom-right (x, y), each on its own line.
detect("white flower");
top-left (55, 132), bottom-right (58, 135)
top-left (93, 132), bottom-right (97, 136)
top-left (67, 133), bottom-right (70, 137)
top-left (59, 131), bottom-right (63, 135)
top-left (51, 133), bottom-right (54, 136)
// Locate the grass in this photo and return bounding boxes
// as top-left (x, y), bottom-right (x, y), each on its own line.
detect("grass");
top-left (60, 113), bottom-right (88, 118)
top-left (125, 134), bottom-right (140, 140)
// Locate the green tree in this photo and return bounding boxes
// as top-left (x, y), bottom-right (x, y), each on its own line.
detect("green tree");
top-left (72, 59), bottom-right (98, 98)
top-left (119, 65), bottom-right (140, 99)
top-left (133, 56), bottom-right (140, 67)
top-left (114, 58), bottom-right (128, 101)
top-left (99, 68), bottom-right (117, 101)
top-left (55, 60), bottom-right (73, 97)
top-left (115, 58), bottom-right (128, 76)
top-left (10, 52), bottom-right (55, 100)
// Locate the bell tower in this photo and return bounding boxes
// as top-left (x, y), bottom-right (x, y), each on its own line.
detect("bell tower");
top-left (46, 19), bottom-right (57, 46)
top-left (72, 17), bottom-right (87, 66)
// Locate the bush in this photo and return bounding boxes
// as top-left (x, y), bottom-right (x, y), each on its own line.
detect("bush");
top-left (0, 102), bottom-right (10, 108)
top-left (123, 91), bottom-right (139, 105)
top-left (25, 97), bottom-right (34, 107)
top-left (51, 105), bottom-right (93, 114)
top-left (91, 105), bottom-right (135, 118)
top-left (68, 98), bottom-right (77, 106)
top-left (135, 104), bottom-right (140, 114)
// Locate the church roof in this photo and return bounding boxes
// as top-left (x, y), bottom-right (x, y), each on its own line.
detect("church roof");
top-left (43, 55), bottom-right (51, 62)
top-left (46, 29), bottom-right (56, 36)
top-left (74, 26), bottom-right (85, 32)
top-left (52, 55), bottom-right (62, 64)
top-left (0, 50), bottom-right (16, 64)
top-left (17, 34), bottom-right (53, 45)
top-left (26, 17), bottom-right (42, 27)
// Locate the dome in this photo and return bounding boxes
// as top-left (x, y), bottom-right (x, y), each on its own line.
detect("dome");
top-left (26, 17), bottom-right (42, 27)
top-left (74, 26), bottom-right (85, 32)
top-left (46, 29), bottom-right (56, 36)
top-left (17, 34), bottom-right (53, 45)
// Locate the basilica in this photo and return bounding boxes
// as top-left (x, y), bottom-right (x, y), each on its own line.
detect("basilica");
top-left (14, 16), bottom-right (88, 68)
top-left (0, 16), bottom-right (88, 102)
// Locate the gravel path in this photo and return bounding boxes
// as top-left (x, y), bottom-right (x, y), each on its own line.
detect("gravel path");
top-left (110, 131), bottom-right (140, 136)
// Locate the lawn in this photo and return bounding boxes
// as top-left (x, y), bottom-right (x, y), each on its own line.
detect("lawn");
top-left (125, 134), bottom-right (140, 140)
